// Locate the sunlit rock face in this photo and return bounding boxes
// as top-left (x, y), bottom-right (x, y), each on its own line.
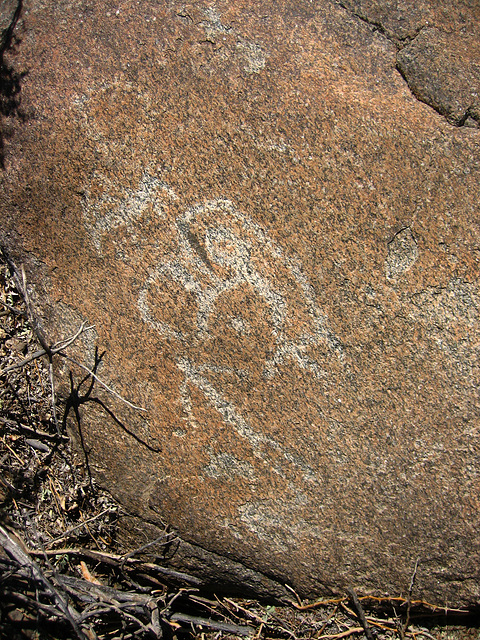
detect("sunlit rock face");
top-left (1, 0), bottom-right (480, 607)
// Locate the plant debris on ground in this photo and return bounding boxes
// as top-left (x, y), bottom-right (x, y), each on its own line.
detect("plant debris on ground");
top-left (0, 250), bottom-right (479, 640)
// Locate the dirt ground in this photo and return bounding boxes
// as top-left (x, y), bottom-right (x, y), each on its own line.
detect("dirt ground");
top-left (1, 249), bottom-right (479, 639)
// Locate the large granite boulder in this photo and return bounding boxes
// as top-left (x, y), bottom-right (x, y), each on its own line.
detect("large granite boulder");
top-left (1, 0), bottom-right (480, 607)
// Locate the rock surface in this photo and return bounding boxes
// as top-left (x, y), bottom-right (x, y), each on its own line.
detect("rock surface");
top-left (397, 28), bottom-right (480, 126)
top-left (1, 0), bottom-right (480, 607)
top-left (340, 0), bottom-right (480, 126)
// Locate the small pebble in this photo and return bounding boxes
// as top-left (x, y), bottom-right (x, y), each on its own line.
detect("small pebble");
top-left (25, 439), bottom-right (50, 453)
top-left (5, 338), bottom-right (28, 353)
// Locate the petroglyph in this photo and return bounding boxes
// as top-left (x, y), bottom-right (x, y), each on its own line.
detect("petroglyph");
top-left (203, 449), bottom-right (256, 481)
top-left (81, 176), bottom-right (344, 475)
top-left (136, 198), bottom-right (344, 468)
top-left (81, 170), bottom-right (176, 254)
top-left (177, 356), bottom-right (279, 452)
top-left (139, 197), bottom-right (343, 365)
top-left (385, 227), bottom-right (418, 280)
top-left (200, 5), bottom-right (267, 74)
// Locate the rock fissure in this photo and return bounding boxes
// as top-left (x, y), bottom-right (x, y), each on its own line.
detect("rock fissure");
top-left (395, 27), bottom-right (480, 128)
top-left (336, 0), bottom-right (412, 45)
top-left (336, 0), bottom-right (480, 127)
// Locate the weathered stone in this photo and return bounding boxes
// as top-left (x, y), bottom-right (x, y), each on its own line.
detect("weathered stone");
top-left (397, 28), bottom-right (480, 126)
top-left (338, 0), bottom-right (480, 42)
top-left (340, 0), bottom-right (480, 126)
top-left (1, 0), bottom-right (480, 608)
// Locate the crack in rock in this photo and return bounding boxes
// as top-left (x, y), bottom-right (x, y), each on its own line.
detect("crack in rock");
top-left (337, 0), bottom-right (480, 127)
top-left (396, 28), bottom-right (480, 127)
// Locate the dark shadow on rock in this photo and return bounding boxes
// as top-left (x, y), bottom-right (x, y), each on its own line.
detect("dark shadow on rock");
top-left (0, 0), bottom-right (26, 169)
top-left (62, 348), bottom-right (162, 472)
top-left (116, 512), bottom-right (293, 601)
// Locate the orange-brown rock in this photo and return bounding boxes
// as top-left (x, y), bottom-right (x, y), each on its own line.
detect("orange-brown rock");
top-left (1, 0), bottom-right (480, 607)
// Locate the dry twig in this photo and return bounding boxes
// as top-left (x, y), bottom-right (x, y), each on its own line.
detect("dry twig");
top-left (403, 558), bottom-right (420, 636)
top-left (1, 262), bottom-right (147, 414)
top-left (0, 524), bottom-right (88, 640)
top-left (347, 587), bottom-right (375, 640)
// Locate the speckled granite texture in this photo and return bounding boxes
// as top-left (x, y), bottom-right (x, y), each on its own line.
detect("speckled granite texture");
top-left (1, 0), bottom-right (480, 606)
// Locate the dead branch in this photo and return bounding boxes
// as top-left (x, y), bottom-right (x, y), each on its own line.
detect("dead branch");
top-left (318, 627), bottom-right (364, 639)
top-left (223, 597), bottom-right (268, 625)
top-left (1, 321), bottom-right (147, 412)
top-left (0, 298), bottom-right (26, 316)
top-left (0, 417), bottom-right (68, 440)
top-left (1, 322), bottom-right (95, 374)
top-left (347, 587), bottom-right (375, 640)
top-left (3, 589), bottom-right (65, 617)
top-left (29, 544), bottom-right (204, 588)
top-left (2, 261), bottom-right (147, 413)
top-left (120, 530), bottom-right (176, 568)
top-left (58, 352), bottom-right (146, 411)
top-left (45, 508), bottom-right (118, 547)
top-left (0, 524), bottom-right (88, 640)
top-left (18, 264), bottom-right (52, 357)
top-left (56, 573), bottom-right (151, 606)
top-left (169, 611), bottom-right (254, 636)
top-left (291, 596), bottom-right (346, 611)
top-left (403, 558), bottom-right (420, 636)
